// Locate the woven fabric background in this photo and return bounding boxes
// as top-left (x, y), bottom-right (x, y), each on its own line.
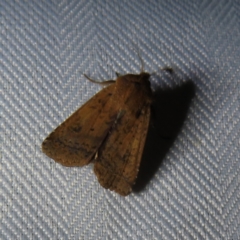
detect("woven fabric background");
top-left (1, 0), bottom-right (240, 239)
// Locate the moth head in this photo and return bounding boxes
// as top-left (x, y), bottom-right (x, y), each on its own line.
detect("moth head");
top-left (119, 72), bottom-right (150, 86)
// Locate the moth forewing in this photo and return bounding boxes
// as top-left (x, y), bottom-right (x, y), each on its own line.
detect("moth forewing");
top-left (42, 83), bottom-right (118, 167)
top-left (94, 103), bottom-right (151, 196)
top-left (93, 73), bottom-right (152, 196)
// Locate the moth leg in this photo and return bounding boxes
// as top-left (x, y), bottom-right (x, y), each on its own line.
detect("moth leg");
top-left (84, 74), bottom-right (115, 85)
top-left (161, 66), bottom-right (174, 74)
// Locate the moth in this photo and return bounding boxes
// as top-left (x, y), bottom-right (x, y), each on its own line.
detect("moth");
top-left (42, 72), bottom-right (152, 196)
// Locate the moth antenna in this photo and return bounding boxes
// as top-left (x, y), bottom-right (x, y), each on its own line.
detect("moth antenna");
top-left (84, 74), bottom-right (115, 85)
top-left (132, 43), bottom-right (144, 72)
top-left (137, 50), bottom-right (145, 73)
top-left (131, 40), bottom-right (145, 73)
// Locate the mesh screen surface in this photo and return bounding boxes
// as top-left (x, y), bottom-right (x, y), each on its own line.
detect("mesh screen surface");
top-left (1, 0), bottom-right (240, 239)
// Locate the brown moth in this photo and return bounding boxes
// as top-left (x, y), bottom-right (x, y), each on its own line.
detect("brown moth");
top-left (42, 72), bottom-right (152, 196)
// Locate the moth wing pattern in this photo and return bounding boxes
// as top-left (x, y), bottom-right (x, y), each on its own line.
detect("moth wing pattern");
top-left (94, 103), bottom-right (151, 196)
top-left (42, 83), bottom-right (118, 167)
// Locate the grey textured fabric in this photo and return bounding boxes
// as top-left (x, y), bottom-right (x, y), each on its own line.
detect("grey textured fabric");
top-left (1, 0), bottom-right (240, 239)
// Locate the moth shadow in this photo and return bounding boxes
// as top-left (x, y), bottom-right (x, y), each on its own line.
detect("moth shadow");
top-left (133, 80), bottom-right (195, 193)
